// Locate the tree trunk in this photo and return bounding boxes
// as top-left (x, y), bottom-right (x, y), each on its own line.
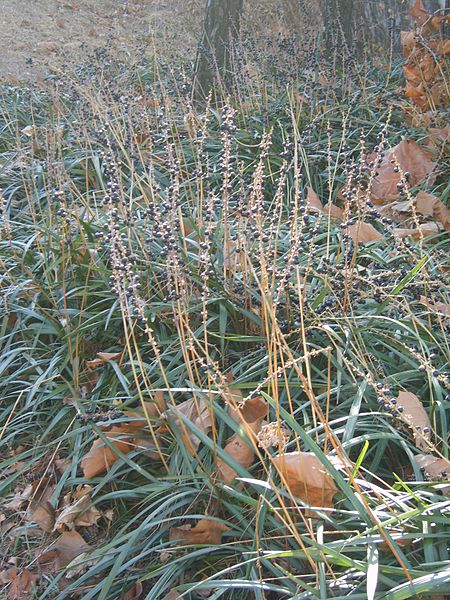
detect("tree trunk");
top-left (193, 0), bottom-right (244, 103)
top-left (356, 0), bottom-right (448, 52)
top-left (325, 0), bottom-right (354, 48)
top-left (339, 0), bottom-right (354, 48)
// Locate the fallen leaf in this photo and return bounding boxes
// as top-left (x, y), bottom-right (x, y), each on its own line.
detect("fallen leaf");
top-left (317, 73), bottom-right (330, 86)
top-left (405, 82), bottom-right (428, 108)
top-left (430, 15), bottom-right (446, 31)
top-left (228, 395), bottom-right (266, 424)
top-left (379, 192), bottom-right (450, 230)
top-left (400, 31), bottom-right (416, 58)
top-left (169, 519), bottom-right (229, 545)
top-left (3, 483), bottom-right (33, 511)
top-left (369, 140), bottom-right (436, 202)
top-left (55, 457), bottom-right (72, 472)
top-left (348, 223), bottom-right (384, 244)
top-left (272, 452), bottom-right (338, 516)
top-left (429, 81), bottom-right (448, 107)
top-left (305, 188), bottom-right (343, 219)
top-left (409, 0), bottom-right (429, 26)
top-left (123, 581), bottom-right (143, 600)
top-left (53, 485), bottom-right (101, 531)
top-left (405, 109), bottom-right (434, 128)
top-left (86, 351), bottom-right (123, 369)
top-left (218, 396), bottom-right (267, 484)
top-left (1, 461), bottom-right (26, 478)
top-left (81, 426), bottom-right (136, 479)
top-left (322, 202), bottom-right (344, 219)
top-left (396, 391), bottom-right (432, 451)
top-left (20, 125), bottom-right (36, 137)
top-left (306, 187), bottom-right (323, 212)
top-left (426, 123), bottom-right (450, 148)
top-left (414, 50), bottom-right (435, 82)
top-left (81, 401), bottom-right (163, 478)
top-left (403, 64), bottom-right (422, 85)
top-left (416, 192), bottom-right (450, 229)
top-left (104, 508), bottom-right (114, 521)
top-left (418, 296), bottom-right (450, 316)
top-left (393, 222), bottom-right (442, 240)
top-left (441, 39), bottom-right (450, 55)
top-left (64, 553), bottom-right (98, 579)
top-left (169, 396), bottom-right (213, 454)
top-left (222, 373), bottom-right (244, 407)
top-left (53, 530), bottom-right (90, 564)
top-left (161, 590), bottom-right (182, 600)
top-left (217, 429), bottom-right (258, 484)
top-left (2, 568), bottom-right (38, 600)
top-left (37, 531), bottom-right (91, 574)
top-left (416, 454), bottom-right (450, 494)
top-left (26, 478), bottom-right (56, 533)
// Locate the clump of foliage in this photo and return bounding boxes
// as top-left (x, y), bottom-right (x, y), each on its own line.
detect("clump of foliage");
top-left (0, 4), bottom-right (449, 599)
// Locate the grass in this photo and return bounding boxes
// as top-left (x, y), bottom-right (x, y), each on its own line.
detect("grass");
top-left (0, 20), bottom-right (449, 600)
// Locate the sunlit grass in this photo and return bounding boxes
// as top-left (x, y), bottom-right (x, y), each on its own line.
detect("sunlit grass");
top-left (0, 37), bottom-right (449, 600)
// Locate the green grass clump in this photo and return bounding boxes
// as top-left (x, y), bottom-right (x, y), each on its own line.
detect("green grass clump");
top-left (0, 40), bottom-right (449, 600)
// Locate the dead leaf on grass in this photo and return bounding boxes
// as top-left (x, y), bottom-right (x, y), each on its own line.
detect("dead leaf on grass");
top-left (348, 223), bottom-right (384, 244)
top-left (3, 483), bottom-right (33, 511)
top-left (322, 202), bottom-right (344, 218)
top-left (401, 31), bottom-right (416, 58)
top-left (169, 519), bottom-right (229, 545)
top-left (393, 222), bottom-right (442, 240)
top-left (123, 581), bottom-right (143, 600)
top-left (272, 451), bottom-right (338, 516)
top-left (227, 394), bottom-right (266, 424)
top-left (81, 401), bottom-right (164, 478)
top-left (20, 125), bottom-right (36, 137)
top-left (409, 0), bottom-right (429, 26)
top-left (426, 123), bottom-right (450, 150)
top-left (218, 395), bottom-right (267, 484)
top-left (26, 478), bottom-right (56, 533)
top-left (218, 430), bottom-right (258, 484)
top-left (168, 396), bottom-right (213, 454)
top-left (416, 454), bottom-right (450, 494)
top-left (306, 187), bottom-right (343, 219)
top-left (306, 187), bottom-right (323, 212)
top-left (379, 191), bottom-right (450, 230)
top-left (405, 82), bottom-right (428, 108)
top-left (37, 531), bottom-right (91, 575)
top-left (369, 140), bottom-right (436, 202)
top-left (85, 351), bottom-right (123, 369)
top-left (53, 485), bottom-right (101, 532)
top-left (1, 568), bottom-right (38, 600)
top-left (396, 391), bottom-right (432, 451)
top-left (418, 295), bottom-right (450, 316)
top-left (416, 193), bottom-right (450, 230)
top-left (161, 590), bottom-right (182, 600)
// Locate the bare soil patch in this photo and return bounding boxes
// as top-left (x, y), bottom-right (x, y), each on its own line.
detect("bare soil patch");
top-left (0, 0), bottom-right (200, 83)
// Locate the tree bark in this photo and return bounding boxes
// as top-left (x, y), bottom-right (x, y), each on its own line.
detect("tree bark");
top-left (193, 0), bottom-right (244, 103)
top-left (355, 0), bottom-right (448, 52)
top-left (325, 0), bottom-right (354, 48)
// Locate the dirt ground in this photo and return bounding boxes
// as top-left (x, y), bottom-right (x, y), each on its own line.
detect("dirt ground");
top-left (0, 0), bottom-right (201, 83)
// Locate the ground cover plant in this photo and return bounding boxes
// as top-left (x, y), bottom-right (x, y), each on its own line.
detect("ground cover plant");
top-left (0, 1), bottom-right (449, 599)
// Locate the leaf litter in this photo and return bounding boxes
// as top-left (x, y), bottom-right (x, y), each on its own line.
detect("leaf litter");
top-left (217, 395), bottom-right (267, 484)
top-left (81, 399), bottom-right (165, 478)
top-left (272, 451), bottom-right (339, 517)
top-left (169, 519), bottom-right (230, 546)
